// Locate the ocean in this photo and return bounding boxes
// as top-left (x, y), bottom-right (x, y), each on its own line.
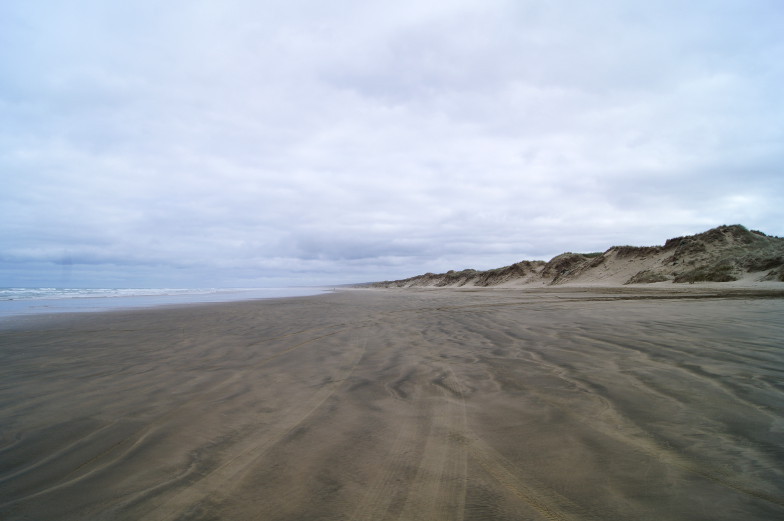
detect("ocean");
top-left (0, 287), bottom-right (330, 318)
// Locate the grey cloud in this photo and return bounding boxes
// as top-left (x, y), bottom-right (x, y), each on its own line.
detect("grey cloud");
top-left (1, 0), bottom-right (783, 287)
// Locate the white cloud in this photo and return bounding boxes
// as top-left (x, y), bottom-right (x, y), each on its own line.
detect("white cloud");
top-left (1, 0), bottom-right (783, 286)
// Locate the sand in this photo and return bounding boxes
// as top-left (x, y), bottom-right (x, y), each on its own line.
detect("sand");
top-left (1, 287), bottom-right (783, 520)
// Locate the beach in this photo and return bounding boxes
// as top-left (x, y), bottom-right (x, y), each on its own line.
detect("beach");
top-left (1, 287), bottom-right (783, 520)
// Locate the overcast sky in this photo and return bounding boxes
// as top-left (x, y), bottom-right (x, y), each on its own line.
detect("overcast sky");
top-left (2, 1), bottom-right (783, 288)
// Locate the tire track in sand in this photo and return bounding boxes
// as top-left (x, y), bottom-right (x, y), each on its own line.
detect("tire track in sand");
top-left (143, 329), bottom-right (369, 521)
top-left (464, 433), bottom-right (598, 521)
top-left (346, 408), bottom-right (419, 521)
top-left (430, 340), bottom-right (595, 521)
top-left (0, 421), bottom-right (163, 511)
top-left (522, 349), bottom-right (784, 509)
top-left (3, 327), bottom-right (355, 510)
top-left (347, 345), bottom-right (425, 520)
top-left (89, 325), bottom-right (361, 518)
top-left (395, 370), bottom-right (468, 521)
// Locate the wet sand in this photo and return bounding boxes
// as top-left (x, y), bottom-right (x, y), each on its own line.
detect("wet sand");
top-left (1, 287), bottom-right (783, 520)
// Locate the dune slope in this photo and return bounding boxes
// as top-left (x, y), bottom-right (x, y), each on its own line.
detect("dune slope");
top-left (373, 225), bottom-right (784, 288)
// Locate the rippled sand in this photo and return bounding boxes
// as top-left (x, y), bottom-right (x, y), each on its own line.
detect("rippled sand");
top-left (1, 287), bottom-right (783, 520)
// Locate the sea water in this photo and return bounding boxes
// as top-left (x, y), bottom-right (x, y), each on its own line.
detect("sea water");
top-left (0, 287), bottom-right (330, 318)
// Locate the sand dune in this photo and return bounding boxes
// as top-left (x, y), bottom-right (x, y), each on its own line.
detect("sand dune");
top-left (373, 225), bottom-right (784, 287)
top-left (1, 287), bottom-right (783, 520)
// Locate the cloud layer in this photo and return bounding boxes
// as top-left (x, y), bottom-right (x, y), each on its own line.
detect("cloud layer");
top-left (2, 1), bottom-right (783, 287)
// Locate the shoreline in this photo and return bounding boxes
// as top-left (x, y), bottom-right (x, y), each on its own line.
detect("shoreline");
top-left (0, 287), bottom-right (331, 321)
top-left (5, 283), bottom-right (784, 333)
top-left (4, 282), bottom-right (784, 328)
top-left (1, 288), bottom-right (783, 520)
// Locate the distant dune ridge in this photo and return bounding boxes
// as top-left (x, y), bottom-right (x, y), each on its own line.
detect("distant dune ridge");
top-left (373, 225), bottom-right (784, 287)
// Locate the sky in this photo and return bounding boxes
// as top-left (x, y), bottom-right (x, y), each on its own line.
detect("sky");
top-left (1, 0), bottom-right (783, 288)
